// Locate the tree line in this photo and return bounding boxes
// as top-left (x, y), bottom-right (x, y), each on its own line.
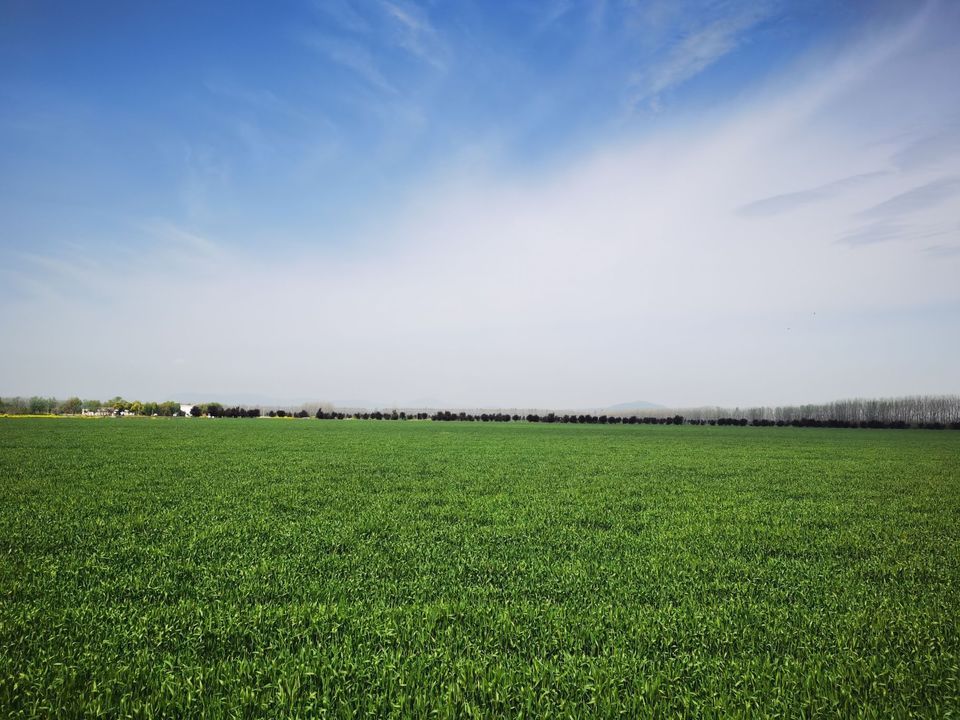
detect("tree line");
top-left (317, 408), bottom-right (959, 429)
top-left (603, 396), bottom-right (960, 428)
top-left (1, 396), bottom-right (180, 416)
top-left (3, 395), bottom-right (958, 429)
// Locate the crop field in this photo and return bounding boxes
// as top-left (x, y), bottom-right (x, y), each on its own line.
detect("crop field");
top-left (1, 418), bottom-right (959, 717)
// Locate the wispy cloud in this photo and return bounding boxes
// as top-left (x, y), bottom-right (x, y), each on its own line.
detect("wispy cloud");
top-left (630, 3), bottom-right (776, 110)
top-left (891, 121), bottom-right (960, 172)
top-left (14, 251), bottom-right (106, 301)
top-left (837, 221), bottom-right (955, 248)
top-left (305, 34), bottom-right (397, 93)
top-left (837, 222), bottom-right (911, 247)
top-left (308, 0), bottom-right (446, 74)
top-left (535, 0), bottom-right (575, 32)
top-left (858, 176), bottom-right (960, 219)
top-left (739, 172), bottom-right (888, 217)
top-left (313, 0), bottom-right (371, 34)
top-left (203, 77), bottom-right (286, 112)
top-left (7, 223), bottom-right (223, 304)
top-left (923, 242), bottom-right (960, 258)
top-left (833, 175), bottom-right (960, 248)
top-left (146, 222), bottom-right (223, 261)
top-left (379, 0), bottom-right (446, 69)
top-left (180, 144), bottom-right (231, 221)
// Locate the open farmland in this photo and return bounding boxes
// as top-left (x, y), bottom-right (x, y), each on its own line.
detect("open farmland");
top-left (1, 418), bottom-right (959, 717)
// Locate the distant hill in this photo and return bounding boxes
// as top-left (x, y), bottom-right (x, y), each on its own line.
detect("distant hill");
top-left (606, 400), bottom-right (665, 411)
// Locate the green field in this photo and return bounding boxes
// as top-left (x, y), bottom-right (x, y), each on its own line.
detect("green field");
top-left (1, 419), bottom-right (958, 717)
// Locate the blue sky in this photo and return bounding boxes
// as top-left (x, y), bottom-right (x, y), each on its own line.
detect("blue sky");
top-left (1, 0), bottom-right (852, 251)
top-left (2, 1), bottom-right (958, 408)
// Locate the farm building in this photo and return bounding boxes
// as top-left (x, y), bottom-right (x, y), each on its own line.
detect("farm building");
top-left (81, 407), bottom-right (115, 417)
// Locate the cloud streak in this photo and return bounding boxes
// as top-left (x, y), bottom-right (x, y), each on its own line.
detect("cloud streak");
top-left (305, 34), bottom-right (397, 93)
top-left (891, 121), bottom-right (960, 172)
top-left (858, 176), bottom-right (960, 220)
top-left (630, 3), bottom-right (776, 110)
top-left (739, 172), bottom-right (888, 216)
top-left (380, 0), bottom-right (446, 69)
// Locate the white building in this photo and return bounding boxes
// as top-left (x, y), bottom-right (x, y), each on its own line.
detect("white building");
top-left (180, 404), bottom-right (195, 416)
top-left (82, 407), bottom-right (114, 417)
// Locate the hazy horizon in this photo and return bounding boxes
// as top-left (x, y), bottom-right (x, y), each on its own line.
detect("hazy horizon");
top-left (2, 1), bottom-right (958, 408)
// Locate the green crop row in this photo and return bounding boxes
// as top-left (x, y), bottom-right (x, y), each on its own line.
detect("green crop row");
top-left (1, 419), bottom-right (958, 717)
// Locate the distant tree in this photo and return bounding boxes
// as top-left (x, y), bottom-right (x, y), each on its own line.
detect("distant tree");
top-left (1, 397), bottom-right (28, 414)
top-left (157, 401), bottom-right (179, 417)
top-left (190, 405), bottom-right (202, 417)
top-left (107, 396), bottom-right (129, 412)
top-left (58, 397), bottom-right (83, 415)
top-left (33, 396), bottom-right (60, 414)
top-left (204, 402), bottom-right (224, 418)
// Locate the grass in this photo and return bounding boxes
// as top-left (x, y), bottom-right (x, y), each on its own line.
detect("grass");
top-left (1, 418), bottom-right (958, 718)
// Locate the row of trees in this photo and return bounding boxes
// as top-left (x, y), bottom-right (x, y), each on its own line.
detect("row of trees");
top-left (694, 417), bottom-right (956, 430)
top-left (2, 396), bottom-right (181, 416)
top-left (0, 396), bottom-right (319, 418)
top-left (5, 395), bottom-right (959, 429)
top-left (0, 396), bottom-right (179, 416)
top-left (1, 396), bottom-right (80, 415)
top-left (611, 396), bottom-right (960, 426)
top-left (181, 406), bottom-right (316, 418)
top-left (196, 404), bottom-right (260, 418)
top-left (116, 399), bottom-right (183, 416)
top-left (169, 405), bottom-right (312, 418)
top-left (522, 413), bottom-right (686, 425)
top-left (310, 406), bottom-right (959, 429)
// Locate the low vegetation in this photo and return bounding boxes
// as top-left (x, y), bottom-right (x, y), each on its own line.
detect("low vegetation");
top-left (2, 419), bottom-right (958, 717)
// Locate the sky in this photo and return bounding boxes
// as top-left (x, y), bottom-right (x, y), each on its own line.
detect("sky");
top-left (1, 0), bottom-right (959, 409)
